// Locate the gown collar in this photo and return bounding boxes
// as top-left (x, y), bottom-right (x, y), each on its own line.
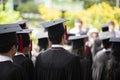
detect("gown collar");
top-left (51, 44), bottom-right (65, 50)
top-left (0, 55), bottom-right (13, 62)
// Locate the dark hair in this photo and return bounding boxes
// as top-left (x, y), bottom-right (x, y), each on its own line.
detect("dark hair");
top-left (17, 33), bottom-right (30, 52)
top-left (108, 21), bottom-right (115, 26)
top-left (102, 39), bottom-right (111, 49)
top-left (72, 39), bottom-right (85, 58)
top-left (106, 42), bottom-right (120, 80)
top-left (38, 38), bottom-right (49, 51)
top-left (0, 32), bottom-right (18, 53)
top-left (48, 23), bottom-right (65, 44)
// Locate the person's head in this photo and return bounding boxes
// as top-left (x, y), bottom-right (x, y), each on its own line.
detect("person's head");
top-left (38, 38), bottom-right (49, 51)
top-left (74, 19), bottom-right (83, 30)
top-left (17, 29), bottom-right (31, 54)
top-left (102, 39), bottom-right (111, 49)
top-left (68, 35), bottom-right (88, 49)
top-left (0, 24), bottom-right (22, 57)
top-left (88, 28), bottom-right (99, 39)
top-left (41, 19), bottom-right (68, 45)
top-left (108, 21), bottom-right (115, 32)
top-left (109, 38), bottom-right (120, 61)
top-left (68, 34), bottom-right (88, 57)
top-left (99, 32), bottom-right (114, 49)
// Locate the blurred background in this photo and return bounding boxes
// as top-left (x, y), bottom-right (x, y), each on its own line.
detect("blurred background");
top-left (0, 0), bottom-right (120, 44)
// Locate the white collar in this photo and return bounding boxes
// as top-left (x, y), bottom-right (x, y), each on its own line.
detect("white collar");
top-left (102, 48), bottom-right (111, 51)
top-left (15, 52), bottom-right (25, 57)
top-left (51, 44), bottom-right (64, 48)
top-left (0, 55), bottom-right (13, 62)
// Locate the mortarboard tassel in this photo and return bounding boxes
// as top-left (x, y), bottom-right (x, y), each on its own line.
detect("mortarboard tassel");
top-left (65, 25), bottom-right (68, 40)
top-left (30, 40), bottom-right (32, 51)
top-left (19, 35), bottom-right (24, 53)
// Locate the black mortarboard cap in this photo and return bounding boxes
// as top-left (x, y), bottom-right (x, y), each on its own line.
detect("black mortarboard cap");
top-left (17, 20), bottom-right (28, 29)
top-left (68, 34), bottom-right (88, 49)
top-left (0, 24), bottom-right (22, 34)
top-left (68, 34), bottom-right (88, 41)
top-left (41, 18), bottom-right (67, 28)
top-left (101, 24), bottom-right (108, 32)
top-left (109, 38), bottom-right (120, 42)
top-left (99, 31), bottom-right (114, 40)
top-left (16, 29), bottom-right (31, 52)
top-left (40, 18), bottom-right (68, 41)
top-left (0, 24), bottom-right (22, 49)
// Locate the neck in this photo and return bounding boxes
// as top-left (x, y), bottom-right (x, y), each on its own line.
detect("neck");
top-left (0, 53), bottom-right (13, 58)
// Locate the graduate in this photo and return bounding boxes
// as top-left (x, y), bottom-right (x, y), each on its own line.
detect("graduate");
top-left (92, 31), bottom-right (114, 80)
top-left (68, 34), bottom-right (88, 58)
top-left (13, 29), bottom-right (34, 80)
top-left (37, 31), bottom-right (49, 52)
top-left (68, 34), bottom-right (92, 80)
top-left (0, 24), bottom-right (28, 80)
top-left (106, 38), bottom-right (120, 80)
top-left (34, 18), bottom-right (82, 80)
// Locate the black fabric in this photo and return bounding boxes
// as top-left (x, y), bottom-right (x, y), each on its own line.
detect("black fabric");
top-left (0, 32), bottom-right (18, 53)
top-left (13, 55), bottom-right (34, 80)
top-left (17, 33), bottom-right (30, 48)
top-left (34, 47), bottom-right (82, 80)
top-left (0, 61), bottom-right (28, 80)
top-left (80, 58), bottom-right (92, 80)
top-left (38, 38), bottom-right (49, 51)
top-left (72, 39), bottom-right (84, 49)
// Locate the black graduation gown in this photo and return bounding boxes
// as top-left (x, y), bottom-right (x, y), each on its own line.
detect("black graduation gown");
top-left (0, 61), bottom-right (28, 80)
top-left (34, 47), bottom-right (82, 80)
top-left (80, 58), bottom-right (92, 80)
top-left (13, 55), bottom-right (34, 80)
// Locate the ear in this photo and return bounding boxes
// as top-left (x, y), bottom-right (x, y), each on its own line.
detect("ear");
top-left (11, 45), bottom-right (18, 52)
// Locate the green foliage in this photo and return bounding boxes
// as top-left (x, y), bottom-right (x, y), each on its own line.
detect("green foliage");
top-left (17, 1), bottom-right (38, 13)
top-left (38, 5), bottom-right (62, 20)
top-left (0, 11), bottom-right (22, 24)
top-left (64, 2), bottom-right (120, 30)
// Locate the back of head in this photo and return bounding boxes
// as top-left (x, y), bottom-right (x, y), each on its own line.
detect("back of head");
top-left (0, 32), bottom-right (18, 53)
top-left (38, 38), bottom-right (49, 51)
top-left (48, 23), bottom-right (65, 44)
top-left (0, 24), bottom-right (21, 54)
top-left (17, 33), bottom-right (30, 52)
top-left (41, 19), bottom-right (67, 44)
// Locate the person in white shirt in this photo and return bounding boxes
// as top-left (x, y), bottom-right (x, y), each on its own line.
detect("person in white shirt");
top-left (69, 18), bottom-right (87, 35)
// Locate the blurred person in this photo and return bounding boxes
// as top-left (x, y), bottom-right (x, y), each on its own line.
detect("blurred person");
top-left (86, 28), bottom-right (99, 64)
top-left (13, 29), bottom-right (34, 80)
top-left (106, 38), bottom-right (120, 80)
top-left (68, 34), bottom-right (92, 80)
top-left (34, 19), bottom-right (82, 80)
top-left (108, 21), bottom-right (120, 37)
top-left (92, 32), bottom-right (114, 80)
top-left (91, 25), bottom-right (108, 58)
top-left (68, 34), bottom-right (88, 58)
top-left (37, 32), bottom-right (49, 52)
top-left (69, 18), bottom-right (87, 35)
top-left (0, 24), bottom-right (28, 80)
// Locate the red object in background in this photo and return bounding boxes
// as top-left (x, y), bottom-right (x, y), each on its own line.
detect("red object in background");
top-left (19, 35), bottom-right (23, 53)
top-left (30, 40), bottom-right (32, 51)
top-left (85, 45), bottom-right (91, 55)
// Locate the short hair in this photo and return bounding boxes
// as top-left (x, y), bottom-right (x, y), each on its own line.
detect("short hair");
top-left (108, 21), bottom-right (115, 26)
top-left (102, 39), bottom-right (111, 49)
top-left (0, 32), bottom-right (18, 53)
top-left (48, 23), bottom-right (65, 44)
top-left (75, 19), bottom-right (83, 24)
